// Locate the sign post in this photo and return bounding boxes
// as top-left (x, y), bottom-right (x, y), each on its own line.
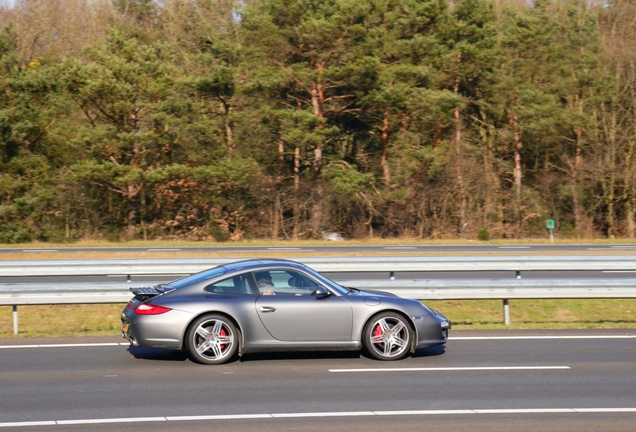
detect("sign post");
top-left (546, 220), bottom-right (555, 243)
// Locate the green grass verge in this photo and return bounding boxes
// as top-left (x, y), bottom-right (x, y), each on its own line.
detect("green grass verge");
top-left (426, 299), bottom-right (636, 330)
top-left (2, 299), bottom-right (635, 338)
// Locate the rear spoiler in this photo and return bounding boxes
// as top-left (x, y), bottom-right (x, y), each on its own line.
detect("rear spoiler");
top-left (130, 286), bottom-right (164, 302)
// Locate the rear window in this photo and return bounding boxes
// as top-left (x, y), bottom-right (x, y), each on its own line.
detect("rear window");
top-left (165, 267), bottom-right (228, 289)
top-left (204, 273), bottom-right (258, 295)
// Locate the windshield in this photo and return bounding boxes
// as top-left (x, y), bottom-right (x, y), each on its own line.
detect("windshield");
top-left (303, 266), bottom-right (349, 295)
top-left (165, 266), bottom-right (228, 289)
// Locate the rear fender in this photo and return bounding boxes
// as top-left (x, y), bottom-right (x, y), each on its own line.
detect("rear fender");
top-left (181, 311), bottom-right (244, 355)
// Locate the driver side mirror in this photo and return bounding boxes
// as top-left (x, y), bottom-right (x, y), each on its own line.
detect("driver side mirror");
top-left (314, 286), bottom-right (331, 299)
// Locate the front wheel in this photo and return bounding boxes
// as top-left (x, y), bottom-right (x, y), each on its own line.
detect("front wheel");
top-left (363, 312), bottom-right (413, 361)
top-left (185, 314), bottom-right (239, 365)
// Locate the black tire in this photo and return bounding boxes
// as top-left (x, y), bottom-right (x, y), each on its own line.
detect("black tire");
top-left (185, 314), bottom-right (239, 365)
top-left (363, 312), bottom-right (413, 361)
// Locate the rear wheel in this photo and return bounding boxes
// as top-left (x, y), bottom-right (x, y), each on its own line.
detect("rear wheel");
top-left (363, 312), bottom-right (413, 361)
top-left (186, 314), bottom-right (239, 365)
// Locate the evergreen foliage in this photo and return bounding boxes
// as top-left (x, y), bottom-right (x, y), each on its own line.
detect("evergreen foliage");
top-left (0, 0), bottom-right (633, 241)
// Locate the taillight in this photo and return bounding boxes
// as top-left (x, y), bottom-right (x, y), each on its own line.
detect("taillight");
top-left (134, 303), bottom-right (172, 315)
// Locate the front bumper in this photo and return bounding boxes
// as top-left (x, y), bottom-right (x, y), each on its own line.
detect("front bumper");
top-left (413, 308), bottom-right (451, 349)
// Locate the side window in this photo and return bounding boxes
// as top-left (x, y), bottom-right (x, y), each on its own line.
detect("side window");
top-left (204, 274), bottom-right (257, 295)
top-left (253, 269), bottom-right (319, 296)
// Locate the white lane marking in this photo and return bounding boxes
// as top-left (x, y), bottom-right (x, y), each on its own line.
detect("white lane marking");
top-left (383, 247), bottom-right (417, 250)
top-left (498, 246), bottom-right (531, 249)
top-left (329, 366), bottom-right (570, 373)
top-left (603, 270), bottom-right (636, 273)
top-left (610, 246), bottom-right (636, 248)
top-left (574, 408), bottom-right (636, 412)
top-left (272, 411), bottom-right (374, 418)
top-left (450, 335), bottom-right (636, 340)
top-left (0, 421), bottom-right (57, 427)
top-left (166, 414), bottom-right (271, 421)
top-left (21, 250), bottom-right (58, 253)
top-left (148, 248), bottom-right (182, 251)
top-left (57, 417), bottom-right (167, 425)
top-left (267, 247), bottom-right (302, 250)
top-left (474, 408), bottom-right (573, 414)
top-left (375, 410), bottom-right (474, 416)
top-left (2, 408), bottom-right (636, 428)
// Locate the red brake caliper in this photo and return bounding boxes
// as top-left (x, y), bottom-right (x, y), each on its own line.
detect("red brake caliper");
top-left (220, 328), bottom-right (226, 350)
top-left (373, 325), bottom-right (383, 339)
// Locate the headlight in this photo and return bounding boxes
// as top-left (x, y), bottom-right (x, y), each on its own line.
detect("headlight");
top-left (430, 308), bottom-right (451, 329)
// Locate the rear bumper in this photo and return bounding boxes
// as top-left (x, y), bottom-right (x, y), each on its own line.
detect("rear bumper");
top-left (120, 306), bottom-right (191, 350)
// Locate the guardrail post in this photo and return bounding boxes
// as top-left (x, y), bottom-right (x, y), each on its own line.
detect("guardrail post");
top-left (12, 305), bottom-right (18, 334)
top-left (503, 299), bottom-right (510, 325)
top-left (390, 272), bottom-right (395, 280)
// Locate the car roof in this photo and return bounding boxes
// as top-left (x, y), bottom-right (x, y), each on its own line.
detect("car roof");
top-left (221, 259), bottom-right (307, 273)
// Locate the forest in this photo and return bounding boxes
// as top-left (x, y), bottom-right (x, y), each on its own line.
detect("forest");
top-left (1, 0), bottom-right (636, 243)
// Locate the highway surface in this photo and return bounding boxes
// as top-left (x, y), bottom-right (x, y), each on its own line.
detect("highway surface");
top-left (1, 329), bottom-right (635, 431)
top-left (2, 244), bottom-right (636, 254)
top-left (2, 244), bottom-right (635, 284)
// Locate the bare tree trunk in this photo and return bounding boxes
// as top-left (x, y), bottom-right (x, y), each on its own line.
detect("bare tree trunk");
top-left (627, 138), bottom-right (636, 238)
top-left (380, 82), bottom-right (394, 187)
top-left (453, 76), bottom-right (467, 236)
top-left (292, 146), bottom-right (300, 240)
top-left (483, 153), bottom-right (490, 228)
top-left (312, 145), bottom-right (323, 235)
top-left (434, 121), bottom-right (443, 151)
top-left (604, 105), bottom-right (617, 238)
top-left (510, 106), bottom-right (522, 233)
top-left (126, 119), bottom-right (142, 241)
top-left (272, 139), bottom-right (284, 239)
top-left (272, 193), bottom-right (281, 239)
top-left (222, 99), bottom-right (234, 153)
top-left (570, 100), bottom-right (584, 235)
top-left (628, 71), bottom-right (636, 238)
top-left (225, 119), bottom-right (234, 152)
top-left (310, 76), bottom-right (324, 236)
top-left (380, 109), bottom-right (391, 187)
top-left (126, 183), bottom-right (142, 240)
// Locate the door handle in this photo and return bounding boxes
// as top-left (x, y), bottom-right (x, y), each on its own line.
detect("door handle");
top-left (259, 306), bottom-right (276, 313)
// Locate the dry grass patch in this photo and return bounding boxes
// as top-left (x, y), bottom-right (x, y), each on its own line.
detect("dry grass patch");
top-left (0, 304), bottom-right (124, 337)
top-left (426, 299), bottom-right (636, 330)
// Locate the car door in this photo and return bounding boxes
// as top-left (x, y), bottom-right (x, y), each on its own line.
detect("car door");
top-left (253, 269), bottom-right (353, 341)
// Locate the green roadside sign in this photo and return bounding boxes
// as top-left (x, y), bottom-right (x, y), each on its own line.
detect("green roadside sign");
top-left (546, 220), bottom-right (555, 229)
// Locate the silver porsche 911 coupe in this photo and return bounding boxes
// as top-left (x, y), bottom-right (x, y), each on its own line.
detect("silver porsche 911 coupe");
top-left (121, 259), bottom-right (450, 364)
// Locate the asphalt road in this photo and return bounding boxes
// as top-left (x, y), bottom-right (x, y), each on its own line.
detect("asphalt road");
top-left (2, 244), bottom-right (636, 255)
top-left (2, 244), bottom-right (636, 284)
top-left (1, 329), bottom-right (635, 431)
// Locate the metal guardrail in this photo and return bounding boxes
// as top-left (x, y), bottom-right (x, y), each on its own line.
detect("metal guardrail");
top-left (2, 279), bottom-right (636, 305)
top-left (1, 255), bottom-right (636, 276)
top-left (1, 256), bottom-right (635, 334)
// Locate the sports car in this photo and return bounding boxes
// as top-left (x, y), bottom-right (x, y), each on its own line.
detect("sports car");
top-left (121, 259), bottom-right (450, 364)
